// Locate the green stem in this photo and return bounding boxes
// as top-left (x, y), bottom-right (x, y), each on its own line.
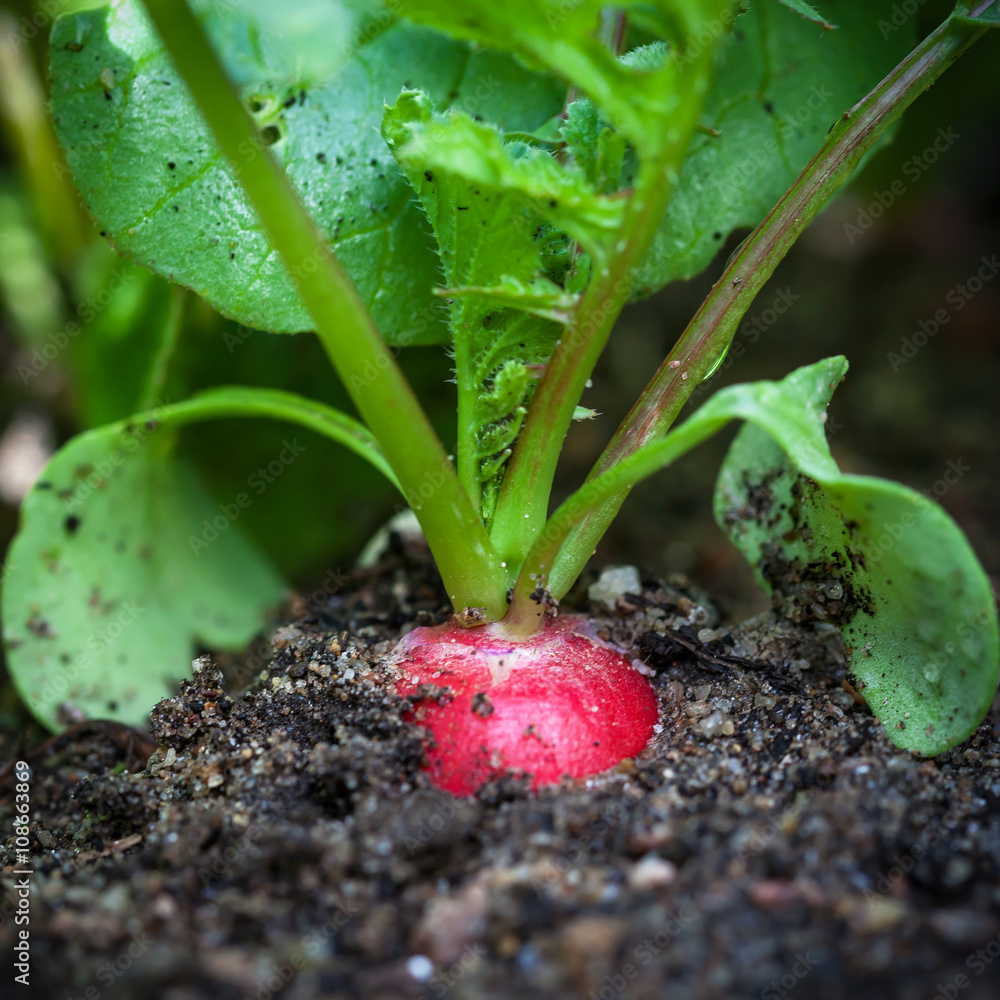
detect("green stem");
top-left (542, 0), bottom-right (999, 602)
top-left (142, 0), bottom-right (507, 618)
top-left (138, 286), bottom-right (186, 410)
top-left (506, 401), bottom-right (735, 634)
top-left (453, 314), bottom-right (481, 510)
top-left (489, 42), bottom-right (718, 581)
top-left (172, 386), bottom-right (402, 487)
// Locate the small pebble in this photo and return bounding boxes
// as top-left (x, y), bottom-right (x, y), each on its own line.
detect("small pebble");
top-left (406, 954), bottom-right (433, 981)
top-left (749, 880), bottom-right (799, 909)
top-left (853, 898), bottom-right (907, 933)
top-left (627, 854), bottom-right (678, 891)
top-left (699, 711), bottom-right (730, 738)
top-left (588, 565), bottom-right (642, 609)
top-left (928, 909), bottom-right (1000, 946)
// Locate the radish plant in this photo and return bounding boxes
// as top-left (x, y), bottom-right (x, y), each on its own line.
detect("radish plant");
top-left (3, 0), bottom-right (998, 790)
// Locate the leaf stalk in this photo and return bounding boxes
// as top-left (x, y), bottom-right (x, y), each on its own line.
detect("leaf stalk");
top-left (491, 37), bottom-right (720, 612)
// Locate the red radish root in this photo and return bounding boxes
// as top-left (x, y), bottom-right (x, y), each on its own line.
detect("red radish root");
top-left (392, 615), bottom-right (657, 795)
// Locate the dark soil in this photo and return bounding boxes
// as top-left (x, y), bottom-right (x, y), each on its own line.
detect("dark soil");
top-left (2, 546), bottom-right (999, 1000)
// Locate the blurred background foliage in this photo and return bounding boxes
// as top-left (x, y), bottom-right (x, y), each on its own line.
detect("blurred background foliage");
top-left (0, 0), bottom-right (997, 735)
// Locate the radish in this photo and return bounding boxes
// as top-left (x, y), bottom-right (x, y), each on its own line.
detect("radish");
top-left (391, 615), bottom-right (657, 795)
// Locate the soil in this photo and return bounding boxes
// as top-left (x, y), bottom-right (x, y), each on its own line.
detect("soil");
top-left (2, 542), bottom-right (999, 1000)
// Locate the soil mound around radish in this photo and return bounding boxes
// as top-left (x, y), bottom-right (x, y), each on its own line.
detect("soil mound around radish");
top-left (1, 551), bottom-right (999, 1000)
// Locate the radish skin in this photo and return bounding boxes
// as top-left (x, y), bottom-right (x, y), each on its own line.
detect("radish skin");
top-left (392, 616), bottom-right (657, 795)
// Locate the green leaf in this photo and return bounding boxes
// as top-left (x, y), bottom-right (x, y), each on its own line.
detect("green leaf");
top-left (400, 0), bottom-right (708, 152)
top-left (631, 1), bottom-right (913, 296)
top-left (195, 0), bottom-right (378, 88)
top-left (440, 276), bottom-right (579, 324)
top-left (1, 387), bottom-right (397, 731)
top-left (776, 0), bottom-right (837, 30)
top-left (713, 360), bottom-right (999, 757)
top-left (49, 0), bottom-right (564, 344)
top-left (383, 91), bottom-right (608, 521)
top-left (521, 358), bottom-right (997, 755)
top-left (383, 93), bottom-right (625, 258)
top-left (2, 430), bottom-right (283, 731)
top-left (560, 96), bottom-right (627, 194)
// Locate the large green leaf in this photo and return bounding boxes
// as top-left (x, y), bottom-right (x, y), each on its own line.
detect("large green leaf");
top-left (1, 387), bottom-right (396, 731)
top-left (402, 0), bottom-right (913, 301)
top-left (713, 360), bottom-right (999, 756)
top-left (633, 1), bottom-right (913, 295)
top-left (527, 358), bottom-right (997, 755)
top-left (2, 433), bottom-right (283, 731)
top-left (48, 0), bottom-right (565, 344)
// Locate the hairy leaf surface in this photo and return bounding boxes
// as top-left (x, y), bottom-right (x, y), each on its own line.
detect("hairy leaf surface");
top-left (383, 92), bottom-right (608, 520)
